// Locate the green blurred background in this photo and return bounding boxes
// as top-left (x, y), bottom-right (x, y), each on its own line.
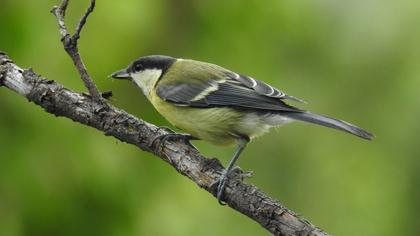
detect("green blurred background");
top-left (1, 0), bottom-right (419, 235)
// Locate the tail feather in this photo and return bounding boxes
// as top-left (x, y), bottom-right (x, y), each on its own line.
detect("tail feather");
top-left (283, 112), bottom-right (374, 140)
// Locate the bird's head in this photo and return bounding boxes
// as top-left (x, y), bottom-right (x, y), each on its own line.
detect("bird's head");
top-left (111, 55), bottom-right (175, 82)
top-left (110, 55), bottom-right (176, 96)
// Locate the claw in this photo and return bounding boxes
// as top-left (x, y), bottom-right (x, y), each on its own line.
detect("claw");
top-left (230, 166), bottom-right (253, 181)
top-left (216, 173), bottom-right (228, 205)
top-left (214, 166), bottom-right (253, 205)
top-left (150, 131), bottom-right (198, 151)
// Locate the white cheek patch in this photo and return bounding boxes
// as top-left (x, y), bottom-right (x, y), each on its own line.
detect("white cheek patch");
top-left (131, 69), bottom-right (162, 99)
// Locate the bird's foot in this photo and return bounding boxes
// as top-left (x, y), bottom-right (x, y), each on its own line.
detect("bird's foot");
top-left (214, 167), bottom-right (253, 205)
top-left (230, 166), bottom-right (253, 180)
top-left (150, 127), bottom-right (197, 151)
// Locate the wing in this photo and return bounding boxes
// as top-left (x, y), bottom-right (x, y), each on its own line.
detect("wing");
top-left (156, 60), bottom-right (303, 112)
top-left (223, 71), bottom-right (306, 103)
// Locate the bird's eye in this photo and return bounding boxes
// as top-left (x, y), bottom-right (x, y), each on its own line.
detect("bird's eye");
top-left (134, 63), bottom-right (143, 72)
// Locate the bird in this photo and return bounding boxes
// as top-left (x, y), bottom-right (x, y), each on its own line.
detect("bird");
top-left (111, 55), bottom-right (374, 204)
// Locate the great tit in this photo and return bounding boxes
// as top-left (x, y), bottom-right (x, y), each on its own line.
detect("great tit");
top-left (111, 55), bottom-right (374, 204)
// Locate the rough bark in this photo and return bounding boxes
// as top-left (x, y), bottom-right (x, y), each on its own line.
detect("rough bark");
top-left (0, 52), bottom-right (329, 236)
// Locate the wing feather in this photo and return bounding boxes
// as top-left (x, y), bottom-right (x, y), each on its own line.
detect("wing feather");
top-left (156, 60), bottom-right (303, 111)
top-left (191, 83), bottom-right (300, 111)
top-left (224, 72), bottom-right (306, 103)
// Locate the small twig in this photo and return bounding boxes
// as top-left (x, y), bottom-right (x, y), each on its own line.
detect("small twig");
top-left (52, 0), bottom-right (69, 37)
top-left (74, 0), bottom-right (95, 41)
top-left (51, 0), bottom-right (102, 102)
top-left (101, 90), bottom-right (113, 99)
top-left (59, 0), bottom-right (69, 13)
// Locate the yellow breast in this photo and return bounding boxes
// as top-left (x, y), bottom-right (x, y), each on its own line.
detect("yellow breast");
top-left (149, 93), bottom-right (243, 145)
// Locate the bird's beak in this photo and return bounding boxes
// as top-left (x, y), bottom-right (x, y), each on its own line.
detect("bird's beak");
top-left (110, 68), bottom-right (131, 80)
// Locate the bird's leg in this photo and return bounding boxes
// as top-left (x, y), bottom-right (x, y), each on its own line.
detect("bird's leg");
top-left (216, 137), bottom-right (249, 205)
top-left (150, 127), bottom-right (198, 150)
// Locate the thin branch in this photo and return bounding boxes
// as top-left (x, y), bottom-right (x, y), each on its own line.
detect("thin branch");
top-left (74, 0), bottom-right (95, 41)
top-left (51, 0), bottom-right (102, 102)
top-left (59, 0), bottom-right (69, 13)
top-left (0, 52), bottom-right (329, 236)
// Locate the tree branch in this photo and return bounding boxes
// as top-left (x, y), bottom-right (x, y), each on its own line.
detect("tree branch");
top-left (0, 52), bottom-right (329, 236)
top-left (51, 0), bottom-right (102, 102)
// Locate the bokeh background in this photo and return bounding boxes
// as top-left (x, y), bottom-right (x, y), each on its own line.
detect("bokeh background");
top-left (1, 0), bottom-right (419, 235)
